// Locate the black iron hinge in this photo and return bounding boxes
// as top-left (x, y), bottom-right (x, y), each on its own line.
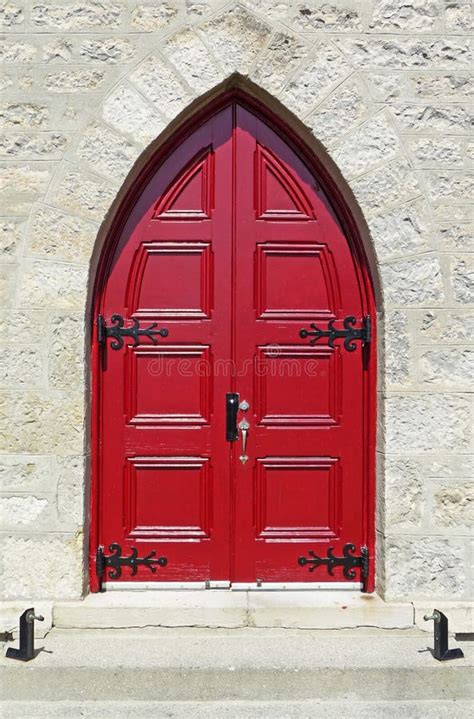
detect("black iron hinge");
top-left (96, 544), bottom-right (167, 588)
top-left (97, 314), bottom-right (169, 351)
top-left (299, 315), bottom-right (371, 351)
top-left (298, 543), bottom-right (369, 591)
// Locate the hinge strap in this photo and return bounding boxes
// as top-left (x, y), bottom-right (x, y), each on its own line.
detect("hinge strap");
top-left (300, 315), bottom-right (371, 351)
top-left (97, 314), bottom-right (168, 351)
top-left (298, 543), bottom-right (369, 591)
top-left (96, 544), bottom-right (168, 584)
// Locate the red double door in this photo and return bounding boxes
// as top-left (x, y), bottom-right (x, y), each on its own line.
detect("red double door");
top-left (92, 100), bottom-right (374, 589)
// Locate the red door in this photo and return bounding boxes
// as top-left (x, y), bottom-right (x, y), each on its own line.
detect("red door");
top-left (90, 98), bottom-right (375, 591)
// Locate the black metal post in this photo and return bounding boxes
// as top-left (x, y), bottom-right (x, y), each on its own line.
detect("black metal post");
top-left (5, 607), bottom-right (44, 662)
top-left (424, 610), bottom-right (464, 661)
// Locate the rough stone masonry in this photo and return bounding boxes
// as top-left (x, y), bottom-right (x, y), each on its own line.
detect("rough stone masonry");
top-left (0, 1), bottom-right (472, 605)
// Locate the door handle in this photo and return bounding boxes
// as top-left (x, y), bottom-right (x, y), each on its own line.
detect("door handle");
top-left (238, 418), bottom-right (250, 464)
top-left (226, 393), bottom-right (239, 441)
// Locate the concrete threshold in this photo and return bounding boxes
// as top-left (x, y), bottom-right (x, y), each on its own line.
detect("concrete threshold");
top-left (53, 589), bottom-right (415, 630)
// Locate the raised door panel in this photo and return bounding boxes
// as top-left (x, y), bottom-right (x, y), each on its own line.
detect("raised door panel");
top-left (96, 105), bottom-right (233, 585)
top-left (232, 103), bottom-right (368, 584)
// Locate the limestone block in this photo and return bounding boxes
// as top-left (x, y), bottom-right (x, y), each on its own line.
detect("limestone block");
top-left (48, 314), bottom-right (84, 388)
top-left (0, 455), bottom-right (53, 493)
top-left (0, 264), bottom-right (16, 308)
top-left (411, 73), bottom-right (473, 100)
top-left (197, 7), bottom-right (271, 75)
top-left (0, 496), bottom-right (50, 528)
top-left (369, 0), bottom-right (440, 31)
top-left (0, 102), bottom-right (50, 129)
top-left (433, 482), bottom-right (473, 528)
top-left (426, 171), bottom-right (474, 202)
top-left (364, 71), bottom-right (406, 102)
top-left (384, 456), bottom-right (423, 529)
top-left (334, 37), bottom-right (470, 69)
top-left (0, 132), bottom-right (69, 159)
top-left (165, 29), bottom-right (224, 95)
top-left (76, 123), bottom-right (138, 181)
top-left (351, 158), bottom-right (421, 214)
top-left (307, 81), bottom-right (369, 146)
top-left (0, 75), bottom-right (13, 92)
top-left (408, 137), bottom-right (463, 167)
top-left (426, 455), bottom-right (473, 480)
top-left (0, 391), bottom-right (84, 455)
top-left (131, 2), bottom-right (179, 31)
top-left (420, 348), bottom-right (473, 388)
top-left (288, 1), bottom-right (362, 31)
top-left (385, 395), bottom-right (471, 453)
top-left (0, 311), bottom-right (48, 344)
top-left (0, 218), bottom-right (24, 259)
top-left (27, 206), bottom-right (98, 263)
top-left (31, 2), bottom-right (123, 31)
top-left (0, 533), bottom-right (84, 600)
top-left (102, 84), bottom-right (165, 146)
top-left (42, 38), bottom-right (73, 63)
top-left (186, 0), bottom-right (212, 17)
top-left (382, 256), bottom-right (445, 306)
top-left (432, 204), bottom-right (472, 222)
top-left (385, 311), bottom-right (410, 386)
top-left (368, 201), bottom-right (431, 262)
top-left (333, 112), bottom-right (399, 179)
top-left (242, 0), bottom-right (289, 22)
top-left (250, 32), bottom-right (309, 96)
top-left (130, 55), bottom-right (193, 121)
top-left (18, 259), bottom-right (87, 309)
top-left (392, 103), bottom-right (471, 133)
top-left (0, 3), bottom-right (24, 28)
top-left (416, 310), bottom-right (474, 344)
top-left (45, 68), bottom-right (107, 93)
top-left (0, 347), bottom-right (43, 388)
top-left (79, 37), bottom-right (136, 64)
top-left (50, 168), bottom-right (116, 221)
top-left (0, 39), bottom-right (37, 63)
top-left (445, 2), bottom-right (473, 32)
top-left (57, 456), bottom-right (85, 526)
top-left (436, 222), bottom-right (472, 252)
top-left (384, 536), bottom-right (465, 600)
top-left (451, 256), bottom-right (474, 304)
top-left (280, 43), bottom-right (350, 117)
top-left (0, 163), bottom-right (52, 215)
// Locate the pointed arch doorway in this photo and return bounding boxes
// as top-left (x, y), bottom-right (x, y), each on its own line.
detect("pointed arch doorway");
top-left (90, 94), bottom-right (376, 592)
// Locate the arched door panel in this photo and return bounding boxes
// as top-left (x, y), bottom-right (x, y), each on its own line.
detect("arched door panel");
top-left (91, 98), bottom-right (375, 590)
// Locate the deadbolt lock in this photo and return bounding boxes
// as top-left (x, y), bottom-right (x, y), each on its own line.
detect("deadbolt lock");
top-left (239, 400), bottom-right (250, 412)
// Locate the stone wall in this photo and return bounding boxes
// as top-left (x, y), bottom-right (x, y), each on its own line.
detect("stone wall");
top-left (0, 1), bottom-right (472, 603)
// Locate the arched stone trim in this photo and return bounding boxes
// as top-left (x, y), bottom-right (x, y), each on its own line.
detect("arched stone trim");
top-left (3, 5), bottom-right (469, 603)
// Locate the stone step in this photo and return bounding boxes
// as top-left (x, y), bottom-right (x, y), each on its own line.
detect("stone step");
top-left (2, 700), bottom-right (473, 719)
top-left (1, 627), bottom-right (471, 706)
top-left (53, 589), bottom-right (415, 630)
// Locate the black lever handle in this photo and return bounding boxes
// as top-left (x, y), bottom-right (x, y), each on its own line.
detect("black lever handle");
top-left (226, 393), bottom-right (239, 441)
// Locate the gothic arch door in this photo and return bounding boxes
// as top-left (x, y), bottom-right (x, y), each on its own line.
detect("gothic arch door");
top-left (90, 98), bottom-right (376, 592)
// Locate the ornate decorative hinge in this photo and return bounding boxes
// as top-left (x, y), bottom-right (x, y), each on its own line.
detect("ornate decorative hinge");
top-left (298, 543), bottom-right (369, 590)
top-left (299, 315), bottom-right (371, 351)
top-left (96, 544), bottom-right (168, 585)
top-left (97, 314), bottom-right (168, 351)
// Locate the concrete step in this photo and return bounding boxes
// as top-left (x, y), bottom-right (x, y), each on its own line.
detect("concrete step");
top-left (53, 589), bottom-right (415, 630)
top-left (2, 700), bottom-right (473, 719)
top-left (1, 627), bottom-right (471, 708)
